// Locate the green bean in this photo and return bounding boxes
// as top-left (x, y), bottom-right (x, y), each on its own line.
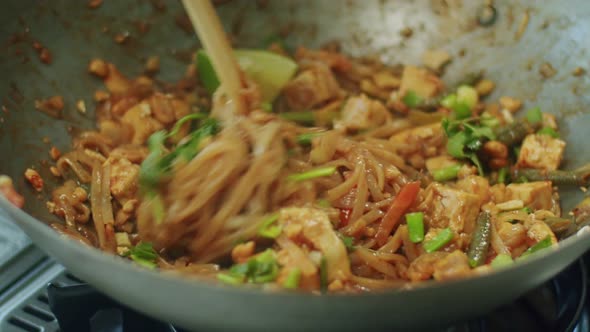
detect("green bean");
top-left (495, 120), bottom-right (541, 147)
top-left (467, 211), bottom-right (492, 268)
top-left (511, 168), bottom-right (588, 186)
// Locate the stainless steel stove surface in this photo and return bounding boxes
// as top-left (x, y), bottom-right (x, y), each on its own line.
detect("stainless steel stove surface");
top-left (0, 210), bottom-right (588, 332)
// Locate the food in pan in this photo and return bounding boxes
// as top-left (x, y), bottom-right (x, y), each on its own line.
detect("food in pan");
top-left (10, 44), bottom-right (590, 293)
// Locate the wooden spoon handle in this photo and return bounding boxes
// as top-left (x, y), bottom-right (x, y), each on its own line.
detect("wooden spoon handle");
top-left (181, 0), bottom-right (245, 114)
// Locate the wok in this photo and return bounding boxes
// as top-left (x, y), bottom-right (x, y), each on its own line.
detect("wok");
top-left (1, 0), bottom-right (590, 331)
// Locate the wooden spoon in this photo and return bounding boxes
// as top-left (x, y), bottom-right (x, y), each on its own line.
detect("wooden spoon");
top-left (181, 0), bottom-right (245, 114)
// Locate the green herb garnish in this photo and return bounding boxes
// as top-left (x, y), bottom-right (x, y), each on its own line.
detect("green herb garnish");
top-left (526, 106), bottom-right (543, 124)
top-left (218, 249), bottom-right (280, 285)
top-left (537, 127), bottom-right (559, 138)
top-left (125, 242), bottom-right (158, 269)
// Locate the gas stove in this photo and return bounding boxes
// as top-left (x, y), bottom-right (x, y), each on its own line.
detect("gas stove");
top-left (0, 211), bottom-right (588, 332)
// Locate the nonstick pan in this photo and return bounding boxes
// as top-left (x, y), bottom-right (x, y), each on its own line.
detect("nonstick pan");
top-left (1, 0), bottom-right (590, 331)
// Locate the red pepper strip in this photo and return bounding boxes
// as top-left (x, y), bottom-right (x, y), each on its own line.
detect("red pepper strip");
top-left (339, 208), bottom-right (352, 226)
top-left (375, 181), bottom-right (421, 246)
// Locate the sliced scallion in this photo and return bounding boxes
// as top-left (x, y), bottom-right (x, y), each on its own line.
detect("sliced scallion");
top-left (338, 234), bottom-right (355, 250)
top-left (296, 132), bottom-right (323, 146)
top-left (490, 254), bottom-right (513, 268)
top-left (287, 166), bottom-right (337, 182)
top-left (168, 113), bottom-right (207, 138)
top-left (126, 242), bottom-right (158, 269)
top-left (283, 268), bottom-right (302, 289)
top-left (402, 90), bottom-right (423, 108)
top-left (257, 213), bottom-right (281, 239)
top-left (432, 164), bottom-right (461, 182)
top-left (260, 102), bottom-right (273, 113)
top-left (519, 236), bottom-right (553, 259)
top-left (406, 212), bottom-right (425, 243)
top-left (423, 228), bottom-right (454, 253)
top-left (217, 273), bottom-right (244, 285)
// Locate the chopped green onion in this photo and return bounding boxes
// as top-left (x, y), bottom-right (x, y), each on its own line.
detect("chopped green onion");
top-left (319, 256), bottom-right (328, 294)
top-left (451, 102), bottom-right (472, 119)
top-left (287, 166), bottom-right (337, 182)
top-left (196, 50), bottom-right (220, 94)
top-left (139, 118), bottom-right (220, 192)
top-left (258, 213), bottom-right (281, 239)
top-left (526, 106), bottom-right (543, 124)
top-left (317, 199), bottom-right (331, 208)
top-left (283, 268), bottom-right (302, 289)
top-left (519, 236), bottom-right (553, 259)
top-left (432, 165), bottom-right (462, 182)
top-left (423, 228), bottom-right (454, 253)
top-left (260, 102), bottom-right (273, 113)
top-left (296, 132), bottom-right (323, 146)
top-left (441, 90), bottom-right (473, 119)
top-left (490, 254), bottom-right (513, 268)
top-left (456, 85), bottom-right (479, 109)
top-left (537, 126), bottom-right (559, 138)
top-left (441, 94), bottom-right (457, 109)
top-left (279, 111), bottom-right (315, 125)
top-left (402, 90), bottom-right (423, 108)
top-left (338, 234), bottom-right (355, 250)
top-left (406, 212), bottom-right (425, 243)
top-left (497, 167), bottom-right (508, 184)
top-left (126, 242), bottom-right (158, 269)
top-left (480, 112), bottom-right (500, 128)
top-left (521, 207), bottom-right (533, 214)
top-left (222, 249), bottom-right (280, 285)
top-left (168, 113), bottom-right (207, 138)
top-left (217, 273), bottom-right (244, 285)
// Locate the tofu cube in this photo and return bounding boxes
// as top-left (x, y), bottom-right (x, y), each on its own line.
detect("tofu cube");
top-left (506, 181), bottom-right (554, 211)
top-left (426, 184), bottom-right (481, 234)
top-left (517, 134), bottom-right (565, 171)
